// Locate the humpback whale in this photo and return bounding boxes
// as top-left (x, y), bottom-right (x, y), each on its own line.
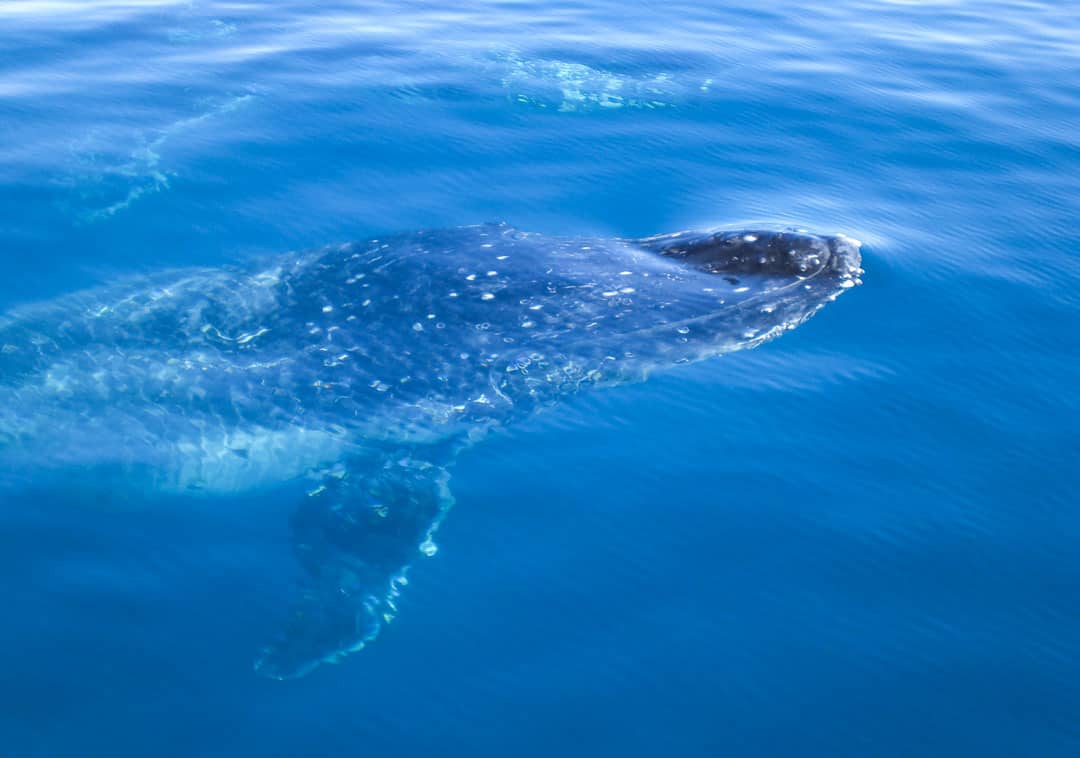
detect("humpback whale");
top-left (0, 223), bottom-right (862, 679)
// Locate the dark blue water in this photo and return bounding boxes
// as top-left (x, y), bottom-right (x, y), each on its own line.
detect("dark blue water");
top-left (2, 1), bottom-right (1078, 755)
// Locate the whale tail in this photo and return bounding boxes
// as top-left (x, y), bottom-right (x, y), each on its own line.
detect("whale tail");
top-left (254, 454), bottom-right (454, 680)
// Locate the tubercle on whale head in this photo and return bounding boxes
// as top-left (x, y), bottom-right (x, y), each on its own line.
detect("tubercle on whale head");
top-left (635, 228), bottom-right (863, 283)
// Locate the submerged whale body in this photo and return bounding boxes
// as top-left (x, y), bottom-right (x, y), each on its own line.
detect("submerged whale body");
top-left (0, 223), bottom-right (862, 678)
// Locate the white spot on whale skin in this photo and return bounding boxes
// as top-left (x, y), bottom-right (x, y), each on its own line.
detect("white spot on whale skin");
top-left (742, 234), bottom-right (758, 242)
top-left (481, 293), bottom-right (495, 300)
top-left (734, 286), bottom-right (750, 293)
top-left (840, 279), bottom-right (856, 289)
top-left (322, 305), bottom-right (333, 313)
top-left (466, 274), bottom-right (477, 281)
top-left (486, 271), bottom-right (498, 277)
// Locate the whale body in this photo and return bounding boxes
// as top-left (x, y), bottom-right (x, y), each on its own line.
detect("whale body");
top-left (0, 223), bottom-right (862, 678)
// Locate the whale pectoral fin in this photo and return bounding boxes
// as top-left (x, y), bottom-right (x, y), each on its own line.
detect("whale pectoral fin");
top-left (254, 457), bottom-right (454, 680)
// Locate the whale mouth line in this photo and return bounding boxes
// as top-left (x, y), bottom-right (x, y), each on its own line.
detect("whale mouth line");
top-left (629, 257), bottom-right (847, 340)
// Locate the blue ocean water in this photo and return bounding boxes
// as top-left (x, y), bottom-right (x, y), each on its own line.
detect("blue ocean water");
top-left (1, 0), bottom-right (1079, 755)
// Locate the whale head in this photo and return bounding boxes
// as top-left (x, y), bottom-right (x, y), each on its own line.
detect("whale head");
top-left (583, 228), bottom-right (865, 369)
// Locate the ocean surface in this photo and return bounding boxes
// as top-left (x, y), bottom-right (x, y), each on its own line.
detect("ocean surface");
top-left (1, 1), bottom-right (1078, 755)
